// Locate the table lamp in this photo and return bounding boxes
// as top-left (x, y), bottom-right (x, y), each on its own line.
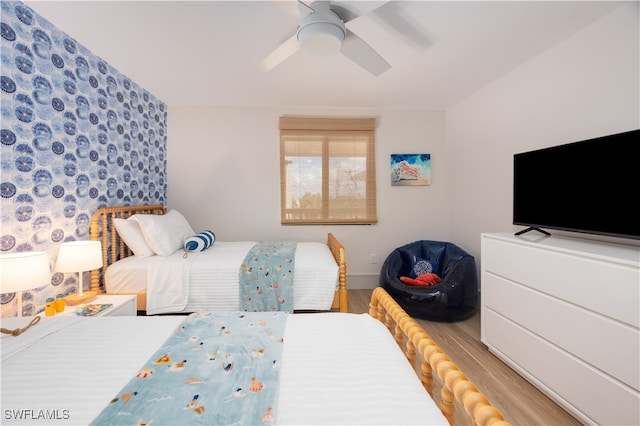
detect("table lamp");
top-left (55, 240), bottom-right (102, 305)
top-left (0, 251), bottom-right (51, 317)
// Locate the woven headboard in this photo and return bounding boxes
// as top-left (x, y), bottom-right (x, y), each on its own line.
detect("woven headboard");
top-left (89, 204), bottom-right (166, 292)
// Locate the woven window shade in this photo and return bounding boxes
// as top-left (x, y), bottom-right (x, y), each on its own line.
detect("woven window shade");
top-left (280, 117), bottom-right (377, 225)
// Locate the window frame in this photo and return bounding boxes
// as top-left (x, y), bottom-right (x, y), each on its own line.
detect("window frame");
top-left (279, 117), bottom-right (377, 225)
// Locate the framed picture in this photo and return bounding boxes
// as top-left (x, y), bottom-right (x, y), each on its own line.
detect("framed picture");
top-left (390, 154), bottom-right (431, 186)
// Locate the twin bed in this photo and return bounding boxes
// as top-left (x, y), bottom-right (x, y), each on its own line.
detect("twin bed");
top-left (1, 287), bottom-right (508, 425)
top-left (88, 205), bottom-right (348, 314)
top-left (1, 204), bottom-right (509, 424)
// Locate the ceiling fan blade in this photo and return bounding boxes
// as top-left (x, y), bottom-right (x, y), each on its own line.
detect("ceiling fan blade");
top-left (260, 34), bottom-right (300, 72)
top-left (265, 0), bottom-right (312, 16)
top-left (341, 30), bottom-right (391, 76)
top-left (330, 1), bottom-right (389, 23)
top-left (298, 0), bottom-right (315, 14)
top-left (370, 2), bottom-right (431, 49)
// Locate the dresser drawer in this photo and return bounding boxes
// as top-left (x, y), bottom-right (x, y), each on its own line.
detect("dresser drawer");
top-left (484, 310), bottom-right (639, 426)
top-left (484, 273), bottom-right (639, 390)
top-left (482, 237), bottom-right (639, 327)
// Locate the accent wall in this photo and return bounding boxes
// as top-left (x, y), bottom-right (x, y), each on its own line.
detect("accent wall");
top-left (0, 1), bottom-right (167, 316)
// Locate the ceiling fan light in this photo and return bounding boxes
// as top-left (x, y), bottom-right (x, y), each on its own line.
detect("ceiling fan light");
top-left (298, 22), bottom-right (344, 56)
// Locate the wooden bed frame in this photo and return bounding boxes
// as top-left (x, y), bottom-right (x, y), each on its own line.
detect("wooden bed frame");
top-left (89, 205), bottom-right (348, 313)
top-left (369, 287), bottom-right (510, 426)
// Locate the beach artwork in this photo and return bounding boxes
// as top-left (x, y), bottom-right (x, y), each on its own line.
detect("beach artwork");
top-left (390, 154), bottom-right (431, 186)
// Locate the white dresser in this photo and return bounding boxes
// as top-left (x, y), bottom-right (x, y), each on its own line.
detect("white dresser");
top-left (480, 233), bottom-right (639, 425)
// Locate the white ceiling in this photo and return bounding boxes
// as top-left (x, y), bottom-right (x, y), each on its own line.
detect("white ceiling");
top-left (23, 0), bottom-right (625, 109)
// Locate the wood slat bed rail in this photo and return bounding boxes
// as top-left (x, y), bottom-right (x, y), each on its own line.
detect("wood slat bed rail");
top-left (369, 287), bottom-right (510, 426)
top-left (89, 204), bottom-right (166, 293)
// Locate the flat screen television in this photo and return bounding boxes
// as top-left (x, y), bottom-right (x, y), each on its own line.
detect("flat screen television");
top-left (513, 129), bottom-right (640, 240)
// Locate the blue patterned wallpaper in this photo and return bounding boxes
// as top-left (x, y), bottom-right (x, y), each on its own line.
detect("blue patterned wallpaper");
top-left (1, 1), bottom-right (167, 317)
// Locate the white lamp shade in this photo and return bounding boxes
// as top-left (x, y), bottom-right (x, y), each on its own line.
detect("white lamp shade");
top-left (0, 251), bottom-right (51, 294)
top-left (55, 241), bottom-right (103, 273)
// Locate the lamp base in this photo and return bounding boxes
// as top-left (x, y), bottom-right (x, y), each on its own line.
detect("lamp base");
top-left (65, 291), bottom-right (97, 306)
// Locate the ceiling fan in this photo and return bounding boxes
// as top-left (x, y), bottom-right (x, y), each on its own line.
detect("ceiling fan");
top-left (260, 1), bottom-right (392, 76)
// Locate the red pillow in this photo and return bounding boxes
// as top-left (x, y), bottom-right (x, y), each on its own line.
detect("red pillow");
top-left (400, 273), bottom-right (441, 286)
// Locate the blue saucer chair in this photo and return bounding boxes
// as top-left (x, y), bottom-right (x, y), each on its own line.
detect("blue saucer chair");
top-left (380, 240), bottom-right (478, 322)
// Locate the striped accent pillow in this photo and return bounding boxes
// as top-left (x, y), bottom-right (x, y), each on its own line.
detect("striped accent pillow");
top-left (183, 230), bottom-right (215, 257)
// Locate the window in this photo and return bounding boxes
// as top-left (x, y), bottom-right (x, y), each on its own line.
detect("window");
top-left (280, 117), bottom-right (377, 225)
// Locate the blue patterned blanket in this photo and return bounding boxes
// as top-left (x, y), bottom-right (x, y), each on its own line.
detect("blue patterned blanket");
top-left (91, 312), bottom-right (288, 425)
top-left (239, 241), bottom-right (296, 313)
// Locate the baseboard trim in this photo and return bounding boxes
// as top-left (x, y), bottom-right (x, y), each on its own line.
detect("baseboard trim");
top-left (346, 274), bottom-right (379, 290)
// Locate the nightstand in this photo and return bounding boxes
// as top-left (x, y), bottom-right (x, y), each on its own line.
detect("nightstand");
top-left (51, 294), bottom-right (137, 317)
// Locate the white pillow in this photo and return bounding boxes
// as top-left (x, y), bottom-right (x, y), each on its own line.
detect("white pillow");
top-left (112, 217), bottom-right (155, 257)
top-left (132, 209), bottom-right (195, 256)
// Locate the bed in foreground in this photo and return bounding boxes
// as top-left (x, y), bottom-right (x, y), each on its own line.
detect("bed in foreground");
top-left (89, 205), bottom-right (348, 314)
top-left (1, 288), bottom-right (508, 426)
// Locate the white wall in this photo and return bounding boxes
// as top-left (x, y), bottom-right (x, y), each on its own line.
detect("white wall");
top-left (167, 107), bottom-right (450, 287)
top-left (168, 2), bottom-right (639, 289)
top-left (447, 1), bottom-right (639, 267)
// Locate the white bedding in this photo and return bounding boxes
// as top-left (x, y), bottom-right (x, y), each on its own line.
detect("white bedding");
top-left (105, 241), bottom-right (339, 314)
top-left (1, 314), bottom-right (448, 425)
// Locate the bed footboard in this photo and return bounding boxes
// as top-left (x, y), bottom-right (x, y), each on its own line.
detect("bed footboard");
top-left (327, 232), bottom-right (348, 313)
top-left (369, 287), bottom-right (510, 426)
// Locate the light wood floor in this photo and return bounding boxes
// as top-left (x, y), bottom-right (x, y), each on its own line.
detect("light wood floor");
top-left (348, 289), bottom-right (583, 426)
